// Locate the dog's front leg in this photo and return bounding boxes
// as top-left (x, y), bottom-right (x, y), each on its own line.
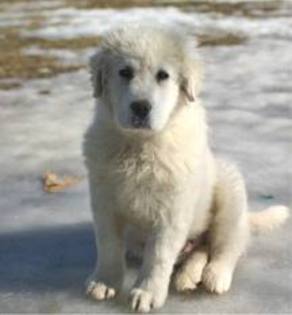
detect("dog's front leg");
top-left (130, 224), bottom-right (188, 312)
top-left (86, 179), bottom-right (125, 301)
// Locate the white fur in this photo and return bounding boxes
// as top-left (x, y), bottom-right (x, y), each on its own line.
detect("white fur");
top-left (249, 205), bottom-right (289, 233)
top-left (83, 23), bottom-right (289, 312)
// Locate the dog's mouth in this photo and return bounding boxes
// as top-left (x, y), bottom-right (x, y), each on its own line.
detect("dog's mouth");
top-left (131, 116), bottom-right (151, 130)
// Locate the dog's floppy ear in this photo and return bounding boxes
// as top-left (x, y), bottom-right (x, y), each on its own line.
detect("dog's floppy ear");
top-left (180, 39), bottom-right (203, 103)
top-left (90, 48), bottom-right (107, 98)
top-left (180, 59), bottom-right (203, 103)
top-left (181, 75), bottom-right (196, 102)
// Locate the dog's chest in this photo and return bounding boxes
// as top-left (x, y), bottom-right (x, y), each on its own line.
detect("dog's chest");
top-left (108, 147), bottom-right (194, 225)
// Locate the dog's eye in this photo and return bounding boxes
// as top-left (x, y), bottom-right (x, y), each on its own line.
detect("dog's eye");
top-left (119, 66), bottom-right (134, 80)
top-left (156, 69), bottom-right (169, 81)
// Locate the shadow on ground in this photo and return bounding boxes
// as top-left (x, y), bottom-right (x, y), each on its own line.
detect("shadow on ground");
top-left (0, 224), bottom-right (95, 295)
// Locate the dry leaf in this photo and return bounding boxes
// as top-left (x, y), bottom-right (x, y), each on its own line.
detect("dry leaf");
top-left (42, 171), bottom-right (81, 193)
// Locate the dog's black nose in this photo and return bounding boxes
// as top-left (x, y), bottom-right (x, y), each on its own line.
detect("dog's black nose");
top-left (130, 100), bottom-right (151, 120)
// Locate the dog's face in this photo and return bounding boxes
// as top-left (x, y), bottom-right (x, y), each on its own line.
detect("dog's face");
top-left (105, 55), bottom-right (181, 132)
top-left (90, 26), bottom-right (201, 133)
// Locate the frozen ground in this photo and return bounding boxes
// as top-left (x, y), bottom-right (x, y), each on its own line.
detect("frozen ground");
top-left (0, 0), bottom-right (291, 313)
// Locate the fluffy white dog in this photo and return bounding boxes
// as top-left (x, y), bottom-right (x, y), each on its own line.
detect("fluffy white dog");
top-left (83, 23), bottom-right (289, 313)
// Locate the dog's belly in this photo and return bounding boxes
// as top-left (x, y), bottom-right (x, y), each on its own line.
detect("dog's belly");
top-left (125, 224), bottom-right (209, 264)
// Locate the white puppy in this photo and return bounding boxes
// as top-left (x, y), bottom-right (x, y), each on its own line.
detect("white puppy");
top-left (83, 24), bottom-right (289, 313)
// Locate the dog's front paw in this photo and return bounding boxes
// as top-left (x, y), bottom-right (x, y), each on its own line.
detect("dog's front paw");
top-left (86, 281), bottom-right (116, 301)
top-left (202, 262), bottom-right (233, 294)
top-left (130, 287), bottom-right (167, 313)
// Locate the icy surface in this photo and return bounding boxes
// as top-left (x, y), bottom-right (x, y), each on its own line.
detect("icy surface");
top-left (0, 1), bottom-right (291, 313)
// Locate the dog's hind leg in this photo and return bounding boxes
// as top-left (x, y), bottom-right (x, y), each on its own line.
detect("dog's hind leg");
top-left (173, 245), bottom-right (208, 292)
top-left (202, 160), bottom-right (250, 294)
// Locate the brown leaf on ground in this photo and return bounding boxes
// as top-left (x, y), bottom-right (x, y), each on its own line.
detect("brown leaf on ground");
top-left (42, 171), bottom-right (82, 193)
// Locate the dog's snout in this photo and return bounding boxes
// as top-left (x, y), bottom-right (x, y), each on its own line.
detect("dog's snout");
top-left (130, 100), bottom-right (152, 120)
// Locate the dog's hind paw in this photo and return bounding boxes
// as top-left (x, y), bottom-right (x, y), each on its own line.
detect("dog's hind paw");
top-left (173, 248), bottom-right (208, 292)
top-left (173, 270), bottom-right (199, 292)
top-left (86, 281), bottom-right (116, 301)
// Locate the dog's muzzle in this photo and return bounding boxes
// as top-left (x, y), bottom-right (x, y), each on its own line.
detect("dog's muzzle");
top-left (130, 99), bottom-right (151, 129)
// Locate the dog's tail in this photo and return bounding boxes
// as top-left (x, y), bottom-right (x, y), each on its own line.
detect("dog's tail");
top-left (249, 205), bottom-right (290, 233)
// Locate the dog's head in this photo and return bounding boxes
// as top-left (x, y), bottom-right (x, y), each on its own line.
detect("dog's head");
top-left (90, 24), bottom-right (202, 133)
